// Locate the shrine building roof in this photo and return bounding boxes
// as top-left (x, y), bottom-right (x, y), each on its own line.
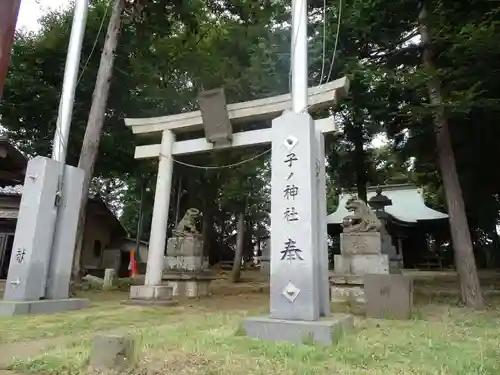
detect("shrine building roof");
top-left (327, 184), bottom-right (448, 225)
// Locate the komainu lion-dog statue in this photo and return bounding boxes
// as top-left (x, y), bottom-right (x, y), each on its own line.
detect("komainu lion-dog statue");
top-left (172, 208), bottom-right (201, 237)
top-left (341, 197), bottom-right (381, 233)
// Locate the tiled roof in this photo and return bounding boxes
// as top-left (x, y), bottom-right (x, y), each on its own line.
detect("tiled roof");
top-left (327, 185), bottom-right (448, 224)
top-left (0, 185), bottom-right (23, 196)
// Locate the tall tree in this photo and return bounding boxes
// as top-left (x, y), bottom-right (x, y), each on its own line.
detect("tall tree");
top-left (418, 1), bottom-right (483, 308)
top-left (73, 0), bottom-right (126, 280)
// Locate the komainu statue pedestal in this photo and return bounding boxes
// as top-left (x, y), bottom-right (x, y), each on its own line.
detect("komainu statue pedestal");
top-left (163, 234), bottom-right (214, 298)
top-left (331, 232), bottom-right (390, 304)
top-left (331, 197), bottom-right (398, 305)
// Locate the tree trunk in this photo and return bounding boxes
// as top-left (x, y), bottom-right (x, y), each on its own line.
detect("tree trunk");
top-left (230, 211), bottom-right (245, 283)
top-left (201, 208), bottom-right (211, 262)
top-left (491, 230), bottom-right (500, 268)
top-left (243, 219), bottom-right (253, 261)
top-left (418, 2), bottom-right (484, 308)
top-left (72, 0), bottom-right (125, 281)
top-left (353, 122), bottom-right (367, 202)
top-left (174, 175), bottom-right (183, 226)
top-left (201, 183), bottom-right (213, 265)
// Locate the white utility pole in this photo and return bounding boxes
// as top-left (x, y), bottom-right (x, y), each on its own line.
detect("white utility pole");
top-left (291, 0), bottom-right (308, 113)
top-left (52, 0), bottom-right (89, 163)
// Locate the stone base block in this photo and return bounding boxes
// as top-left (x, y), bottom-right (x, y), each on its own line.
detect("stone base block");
top-left (334, 254), bottom-right (389, 275)
top-left (129, 285), bottom-right (174, 301)
top-left (89, 334), bottom-right (135, 371)
top-left (330, 285), bottom-right (365, 304)
top-left (167, 235), bottom-right (203, 257)
top-left (340, 232), bottom-right (381, 255)
top-left (166, 280), bottom-right (211, 297)
top-left (330, 275), bottom-right (363, 285)
top-left (163, 272), bottom-right (215, 298)
top-left (165, 256), bottom-right (207, 272)
top-left (242, 314), bottom-right (354, 345)
top-left (364, 274), bottom-right (413, 320)
top-left (0, 298), bottom-right (89, 316)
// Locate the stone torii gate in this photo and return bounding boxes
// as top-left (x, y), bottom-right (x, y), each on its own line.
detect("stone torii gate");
top-left (126, 78), bottom-right (348, 297)
top-left (125, 77), bottom-right (352, 344)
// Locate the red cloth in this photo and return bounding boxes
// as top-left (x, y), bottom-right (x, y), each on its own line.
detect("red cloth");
top-left (129, 251), bottom-right (138, 277)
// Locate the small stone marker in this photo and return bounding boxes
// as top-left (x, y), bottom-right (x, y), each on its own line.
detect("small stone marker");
top-left (103, 268), bottom-right (116, 289)
top-left (89, 334), bottom-right (136, 371)
top-left (83, 274), bottom-right (104, 288)
top-left (364, 273), bottom-right (413, 320)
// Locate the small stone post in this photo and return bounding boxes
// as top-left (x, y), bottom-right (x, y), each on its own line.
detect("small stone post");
top-left (103, 268), bottom-right (116, 289)
top-left (89, 334), bottom-right (136, 371)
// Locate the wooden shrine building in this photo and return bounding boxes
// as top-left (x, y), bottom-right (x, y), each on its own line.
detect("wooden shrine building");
top-left (327, 184), bottom-right (450, 269)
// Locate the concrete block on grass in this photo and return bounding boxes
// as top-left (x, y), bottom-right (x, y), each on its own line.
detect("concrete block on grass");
top-left (364, 273), bottom-right (413, 320)
top-left (89, 334), bottom-right (136, 371)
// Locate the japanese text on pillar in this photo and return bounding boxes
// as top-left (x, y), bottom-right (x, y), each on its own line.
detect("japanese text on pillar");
top-left (281, 149), bottom-right (303, 262)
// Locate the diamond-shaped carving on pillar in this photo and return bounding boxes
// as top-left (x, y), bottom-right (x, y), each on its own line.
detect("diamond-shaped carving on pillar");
top-left (283, 136), bottom-right (298, 151)
top-left (282, 282), bottom-right (300, 303)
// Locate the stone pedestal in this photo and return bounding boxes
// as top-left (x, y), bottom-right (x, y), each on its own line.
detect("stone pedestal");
top-left (0, 157), bottom-right (89, 316)
top-left (379, 226), bottom-right (402, 274)
top-left (243, 314), bottom-right (354, 345)
top-left (331, 232), bottom-right (393, 305)
top-left (163, 272), bottom-right (213, 297)
top-left (127, 285), bottom-right (177, 306)
top-left (242, 111), bottom-right (352, 345)
top-left (165, 235), bottom-right (205, 271)
top-left (330, 275), bottom-right (364, 304)
top-left (334, 254), bottom-right (389, 275)
top-left (162, 234), bottom-right (215, 298)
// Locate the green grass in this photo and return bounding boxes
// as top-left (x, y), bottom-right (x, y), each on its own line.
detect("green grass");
top-left (0, 277), bottom-right (267, 344)
top-left (5, 294), bottom-right (500, 375)
top-left (0, 299), bottom-right (181, 343)
top-left (2, 272), bottom-right (500, 375)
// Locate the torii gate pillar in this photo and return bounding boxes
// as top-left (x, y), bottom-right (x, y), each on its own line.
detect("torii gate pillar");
top-left (242, 0), bottom-right (353, 343)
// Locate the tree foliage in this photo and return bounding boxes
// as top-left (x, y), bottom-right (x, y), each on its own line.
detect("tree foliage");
top-left (2, 0), bottom-right (500, 277)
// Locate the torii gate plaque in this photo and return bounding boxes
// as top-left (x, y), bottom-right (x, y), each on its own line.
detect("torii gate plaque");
top-left (198, 87), bottom-right (233, 148)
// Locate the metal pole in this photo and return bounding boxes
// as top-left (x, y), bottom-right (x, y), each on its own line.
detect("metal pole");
top-left (291, 0), bottom-right (308, 113)
top-left (0, 0), bottom-right (22, 100)
top-left (52, 0), bottom-right (89, 163)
